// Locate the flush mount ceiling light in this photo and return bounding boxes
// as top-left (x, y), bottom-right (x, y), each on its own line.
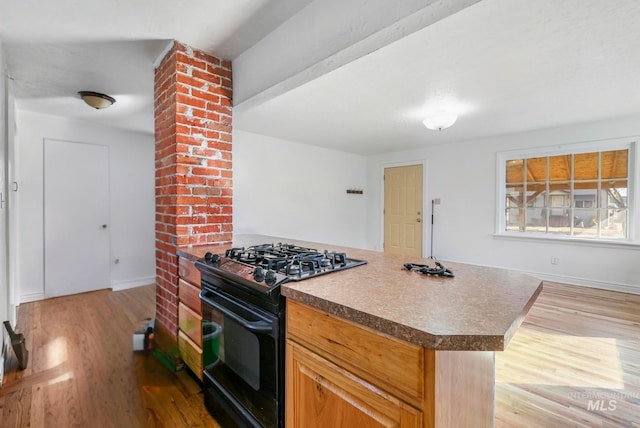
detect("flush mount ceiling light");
top-left (78, 91), bottom-right (116, 109)
top-left (422, 113), bottom-right (458, 131)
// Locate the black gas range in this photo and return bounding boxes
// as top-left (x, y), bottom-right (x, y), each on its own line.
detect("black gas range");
top-left (195, 242), bottom-right (366, 428)
top-left (197, 242), bottom-right (367, 313)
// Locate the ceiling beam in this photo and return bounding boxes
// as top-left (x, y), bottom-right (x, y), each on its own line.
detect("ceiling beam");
top-left (232, 0), bottom-right (481, 110)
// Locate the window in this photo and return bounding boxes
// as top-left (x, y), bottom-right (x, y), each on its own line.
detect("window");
top-left (499, 140), bottom-right (635, 241)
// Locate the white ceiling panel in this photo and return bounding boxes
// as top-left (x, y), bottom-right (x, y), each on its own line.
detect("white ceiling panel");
top-left (2, 0), bottom-right (639, 151)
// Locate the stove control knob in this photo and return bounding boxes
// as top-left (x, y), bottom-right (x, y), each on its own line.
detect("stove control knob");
top-left (204, 252), bottom-right (220, 264)
top-left (264, 270), bottom-right (278, 286)
top-left (253, 267), bottom-right (265, 283)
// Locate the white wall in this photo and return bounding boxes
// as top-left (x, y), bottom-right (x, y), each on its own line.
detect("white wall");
top-left (0, 41), bottom-right (9, 348)
top-left (15, 110), bottom-right (155, 302)
top-left (233, 130), bottom-right (368, 249)
top-left (367, 115), bottom-right (640, 294)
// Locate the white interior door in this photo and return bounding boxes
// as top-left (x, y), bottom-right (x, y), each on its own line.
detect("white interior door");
top-left (44, 139), bottom-right (110, 298)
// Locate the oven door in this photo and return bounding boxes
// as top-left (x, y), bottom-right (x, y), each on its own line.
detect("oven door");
top-left (200, 287), bottom-right (282, 428)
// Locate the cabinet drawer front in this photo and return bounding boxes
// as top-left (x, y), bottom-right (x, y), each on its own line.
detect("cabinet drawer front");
top-left (178, 330), bottom-right (203, 380)
top-left (178, 257), bottom-right (201, 285)
top-left (287, 300), bottom-right (424, 401)
top-left (178, 302), bottom-right (202, 347)
top-left (179, 279), bottom-right (201, 314)
top-left (287, 341), bottom-right (423, 428)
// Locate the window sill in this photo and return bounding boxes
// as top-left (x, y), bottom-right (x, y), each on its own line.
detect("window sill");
top-left (493, 233), bottom-right (640, 250)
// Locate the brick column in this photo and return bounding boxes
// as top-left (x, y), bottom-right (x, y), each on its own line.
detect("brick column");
top-left (154, 41), bottom-right (233, 348)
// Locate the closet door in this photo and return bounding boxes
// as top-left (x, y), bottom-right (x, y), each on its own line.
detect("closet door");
top-left (44, 139), bottom-right (110, 297)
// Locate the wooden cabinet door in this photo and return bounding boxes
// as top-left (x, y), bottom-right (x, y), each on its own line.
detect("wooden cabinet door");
top-left (383, 164), bottom-right (423, 257)
top-left (286, 341), bottom-right (422, 428)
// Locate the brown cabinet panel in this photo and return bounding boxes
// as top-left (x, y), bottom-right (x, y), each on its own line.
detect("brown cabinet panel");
top-left (178, 255), bottom-right (204, 377)
top-left (178, 302), bottom-right (202, 347)
top-left (178, 257), bottom-right (201, 285)
top-left (287, 300), bottom-right (424, 402)
top-left (178, 330), bottom-right (203, 381)
top-left (286, 341), bottom-right (422, 428)
top-left (179, 279), bottom-right (201, 314)
top-left (286, 301), bottom-right (497, 428)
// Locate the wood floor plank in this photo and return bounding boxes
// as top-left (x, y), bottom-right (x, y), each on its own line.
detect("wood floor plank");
top-left (496, 282), bottom-right (640, 428)
top-left (0, 285), bottom-right (218, 427)
top-left (2, 281), bottom-right (638, 427)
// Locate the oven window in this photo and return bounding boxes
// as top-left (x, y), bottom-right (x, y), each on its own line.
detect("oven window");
top-left (223, 316), bottom-right (260, 390)
top-left (200, 286), bottom-right (280, 426)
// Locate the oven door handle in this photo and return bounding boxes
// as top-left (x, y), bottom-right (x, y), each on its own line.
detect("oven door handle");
top-left (200, 290), bottom-right (274, 334)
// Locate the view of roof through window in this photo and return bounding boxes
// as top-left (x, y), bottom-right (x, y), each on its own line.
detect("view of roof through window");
top-left (505, 149), bottom-right (629, 239)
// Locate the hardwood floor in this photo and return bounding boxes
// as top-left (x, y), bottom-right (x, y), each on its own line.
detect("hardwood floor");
top-left (0, 285), bottom-right (219, 428)
top-left (1, 282), bottom-right (638, 427)
top-left (496, 282), bottom-right (640, 428)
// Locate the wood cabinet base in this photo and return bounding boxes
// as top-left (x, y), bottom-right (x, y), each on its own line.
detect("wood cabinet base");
top-left (430, 350), bottom-right (495, 427)
top-left (178, 330), bottom-right (203, 381)
top-left (287, 341), bottom-right (423, 427)
top-left (177, 255), bottom-right (204, 379)
top-left (286, 301), bottom-right (495, 428)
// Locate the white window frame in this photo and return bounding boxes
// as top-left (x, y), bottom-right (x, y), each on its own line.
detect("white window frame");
top-left (496, 138), bottom-right (638, 246)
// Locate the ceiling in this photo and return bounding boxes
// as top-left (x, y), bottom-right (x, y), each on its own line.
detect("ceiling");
top-left (2, 0), bottom-right (640, 155)
top-left (0, 0), bottom-right (312, 134)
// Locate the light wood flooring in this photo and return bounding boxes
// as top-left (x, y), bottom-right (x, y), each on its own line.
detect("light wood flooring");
top-left (1, 282), bottom-right (638, 427)
top-left (496, 282), bottom-right (640, 427)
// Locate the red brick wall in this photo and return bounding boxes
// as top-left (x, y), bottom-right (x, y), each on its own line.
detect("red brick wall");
top-left (154, 41), bottom-right (233, 340)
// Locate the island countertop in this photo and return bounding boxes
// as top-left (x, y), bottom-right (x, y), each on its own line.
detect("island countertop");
top-left (178, 234), bottom-right (543, 351)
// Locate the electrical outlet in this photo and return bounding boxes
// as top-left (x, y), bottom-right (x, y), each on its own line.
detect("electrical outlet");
top-left (551, 256), bottom-right (559, 265)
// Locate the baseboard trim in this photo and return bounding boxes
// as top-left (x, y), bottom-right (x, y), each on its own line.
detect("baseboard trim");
top-left (523, 271), bottom-right (640, 295)
top-left (446, 259), bottom-right (640, 296)
top-left (19, 292), bottom-right (45, 304)
top-left (111, 277), bottom-right (156, 292)
top-left (18, 278), bottom-right (156, 303)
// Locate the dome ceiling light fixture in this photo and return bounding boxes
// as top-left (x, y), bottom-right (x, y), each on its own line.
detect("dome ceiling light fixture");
top-left (422, 113), bottom-right (458, 131)
top-left (78, 91), bottom-right (116, 109)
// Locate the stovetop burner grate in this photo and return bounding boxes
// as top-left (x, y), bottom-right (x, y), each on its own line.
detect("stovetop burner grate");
top-left (196, 242), bottom-right (367, 302)
top-left (224, 243), bottom-right (354, 280)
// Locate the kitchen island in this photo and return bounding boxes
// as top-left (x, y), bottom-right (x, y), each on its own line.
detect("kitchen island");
top-left (179, 235), bottom-right (542, 427)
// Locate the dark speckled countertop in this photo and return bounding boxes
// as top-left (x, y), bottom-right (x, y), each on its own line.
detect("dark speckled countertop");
top-left (178, 234), bottom-right (543, 352)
